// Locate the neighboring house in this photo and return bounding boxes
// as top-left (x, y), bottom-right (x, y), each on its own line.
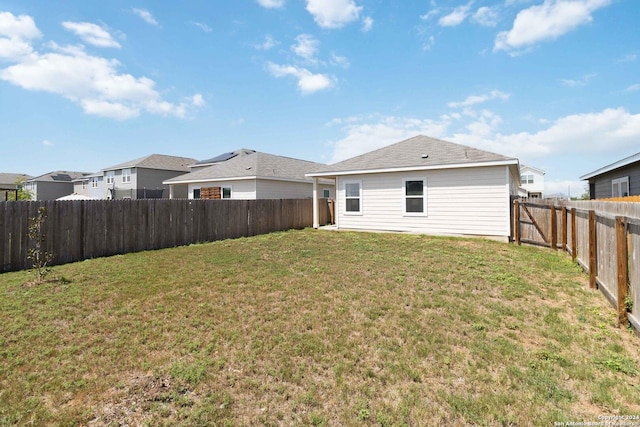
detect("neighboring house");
top-left (164, 149), bottom-right (334, 200)
top-left (24, 171), bottom-right (90, 201)
top-left (519, 165), bottom-right (545, 198)
top-left (580, 151), bottom-right (640, 199)
top-left (73, 173), bottom-right (104, 199)
top-left (1, 173), bottom-right (31, 199)
top-left (306, 135), bottom-right (521, 239)
top-left (102, 154), bottom-right (197, 199)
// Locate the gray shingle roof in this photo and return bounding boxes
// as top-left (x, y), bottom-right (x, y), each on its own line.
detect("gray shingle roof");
top-left (26, 171), bottom-right (90, 183)
top-left (103, 154), bottom-right (197, 172)
top-left (165, 150), bottom-right (327, 183)
top-left (308, 135), bottom-right (517, 175)
top-left (580, 151), bottom-right (640, 180)
top-left (0, 173), bottom-right (32, 187)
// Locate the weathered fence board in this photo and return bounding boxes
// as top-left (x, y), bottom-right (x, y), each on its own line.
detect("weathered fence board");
top-left (0, 198), bottom-right (329, 273)
top-left (514, 198), bottom-right (640, 333)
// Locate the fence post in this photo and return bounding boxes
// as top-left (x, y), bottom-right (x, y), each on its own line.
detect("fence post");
top-left (514, 199), bottom-right (520, 245)
top-left (550, 205), bottom-right (557, 250)
top-left (571, 208), bottom-right (577, 261)
top-left (616, 216), bottom-right (628, 326)
top-left (588, 210), bottom-right (597, 289)
top-left (561, 207), bottom-right (567, 252)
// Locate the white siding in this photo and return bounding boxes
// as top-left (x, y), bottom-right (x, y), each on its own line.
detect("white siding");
top-left (335, 166), bottom-right (511, 237)
top-left (255, 179), bottom-right (313, 199)
top-left (189, 180), bottom-right (256, 200)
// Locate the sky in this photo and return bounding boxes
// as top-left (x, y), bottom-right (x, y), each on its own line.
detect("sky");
top-left (1, 0), bottom-right (639, 197)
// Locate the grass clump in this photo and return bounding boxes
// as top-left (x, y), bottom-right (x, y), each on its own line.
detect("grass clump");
top-left (1, 229), bottom-right (639, 425)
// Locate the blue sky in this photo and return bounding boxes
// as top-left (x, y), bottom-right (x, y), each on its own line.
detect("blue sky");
top-left (1, 0), bottom-right (638, 196)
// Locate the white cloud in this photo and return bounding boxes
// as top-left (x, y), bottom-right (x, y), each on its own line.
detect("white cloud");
top-left (494, 0), bottom-right (612, 54)
top-left (0, 12), bottom-right (202, 120)
top-left (448, 90), bottom-right (510, 108)
top-left (618, 53), bottom-right (636, 63)
top-left (255, 34), bottom-right (277, 50)
top-left (42, 139), bottom-right (53, 147)
top-left (0, 11), bottom-right (41, 39)
top-left (626, 84), bottom-right (640, 92)
top-left (132, 8), bottom-right (159, 26)
top-left (330, 52), bottom-right (350, 68)
top-left (472, 6), bottom-right (500, 27)
top-left (62, 22), bottom-right (121, 48)
top-left (327, 115), bottom-right (453, 163)
top-left (361, 16), bottom-right (373, 32)
top-left (193, 22), bottom-right (212, 33)
top-left (266, 62), bottom-right (334, 94)
top-left (291, 34), bottom-right (319, 62)
top-left (305, 0), bottom-right (362, 29)
top-left (0, 11), bottom-right (41, 59)
top-left (561, 73), bottom-right (596, 87)
top-left (439, 2), bottom-right (473, 27)
top-left (191, 94), bottom-right (206, 107)
top-left (256, 0), bottom-right (285, 8)
top-left (420, 8), bottom-right (440, 21)
top-left (422, 35), bottom-right (436, 51)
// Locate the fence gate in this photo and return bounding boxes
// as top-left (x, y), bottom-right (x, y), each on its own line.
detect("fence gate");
top-left (513, 200), bottom-right (564, 250)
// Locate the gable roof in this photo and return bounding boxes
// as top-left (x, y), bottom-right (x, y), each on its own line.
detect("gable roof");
top-left (0, 173), bottom-right (32, 187)
top-left (103, 154), bottom-right (197, 172)
top-left (26, 171), bottom-right (90, 183)
top-left (165, 150), bottom-right (327, 184)
top-left (307, 135), bottom-right (518, 177)
top-left (520, 164), bottom-right (545, 175)
top-left (580, 151), bottom-right (640, 180)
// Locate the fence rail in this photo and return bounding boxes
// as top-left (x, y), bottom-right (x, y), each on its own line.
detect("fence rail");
top-left (0, 198), bottom-right (330, 273)
top-left (513, 199), bottom-right (640, 334)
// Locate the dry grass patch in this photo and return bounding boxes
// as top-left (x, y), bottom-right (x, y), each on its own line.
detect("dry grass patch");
top-left (1, 229), bottom-right (639, 426)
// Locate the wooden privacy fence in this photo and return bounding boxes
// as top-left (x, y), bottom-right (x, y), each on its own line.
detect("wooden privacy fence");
top-left (513, 199), bottom-right (640, 333)
top-left (0, 198), bottom-right (331, 273)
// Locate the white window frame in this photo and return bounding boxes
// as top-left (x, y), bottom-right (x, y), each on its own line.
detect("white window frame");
top-left (91, 178), bottom-right (98, 189)
top-left (403, 177), bottom-right (427, 216)
top-left (222, 186), bottom-right (232, 199)
top-left (344, 180), bottom-right (362, 215)
top-left (106, 171), bottom-right (115, 185)
top-left (122, 168), bottom-right (131, 184)
top-left (612, 177), bottom-right (630, 198)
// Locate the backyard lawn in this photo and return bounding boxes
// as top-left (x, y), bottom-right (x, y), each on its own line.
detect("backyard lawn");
top-left (1, 229), bottom-right (639, 426)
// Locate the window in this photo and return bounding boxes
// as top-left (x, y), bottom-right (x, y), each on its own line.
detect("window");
top-left (222, 186), bottom-right (232, 199)
top-left (344, 181), bottom-right (361, 213)
top-left (404, 178), bottom-right (426, 215)
top-left (612, 177), bottom-right (629, 198)
top-left (81, 181), bottom-right (87, 190)
top-left (122, 168), bottom-right (131, 183)
top-left (91, 178), bottom-right (98, 188)
top-left (193, 188), bottom-right (201, 199)
top-left (106, 171), bottom-right (115, 185)
top-left (521, 174), bottom-right (534, 184)
top-left (323, 189), bottom-right (330, 198)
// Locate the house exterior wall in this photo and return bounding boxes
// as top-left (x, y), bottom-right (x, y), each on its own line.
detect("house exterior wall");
top-left (334, 165), bottom-right (512, 237)
top-left (255, 179), bottom-right (316, 199)
top-left (89, 177), bottom-right (104, 199)
top-left (136, 168), bottom-right (187, 198)
top-left (520, 166), bottom-right (544, 197)
top-left (74, 181), bottom-right (90, 197)
top-left (590, 163), bottom-right (640, 199)
top-left (28, 181), bottom-right (74, 200)
top-left (188, 180), bottom-right (257, 200)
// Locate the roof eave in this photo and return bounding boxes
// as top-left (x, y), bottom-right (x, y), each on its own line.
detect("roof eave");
top-left (306, 159), bottom-right (519, 178)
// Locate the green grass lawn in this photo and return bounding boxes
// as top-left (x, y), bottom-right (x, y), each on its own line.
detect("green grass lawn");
top-left (1, 229), bottom-right (639, 426)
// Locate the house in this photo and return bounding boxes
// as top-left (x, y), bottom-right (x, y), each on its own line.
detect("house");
top-left (164, 149), bottom-right (334, 200)
top-left (102, 154), bottom-right (197, 199)
top-left (519, 165), bottom-right (545, 198)
top-left (0, 173), bottom-right (31, 200)
top-left (72, 173), bottom-right (104, 199)
top-left (306, 135), bottom-right (521, 239)
top-left (580, 151), bottom-right (640, 199)
top-left (24, 171), bottom-right (90, 201)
